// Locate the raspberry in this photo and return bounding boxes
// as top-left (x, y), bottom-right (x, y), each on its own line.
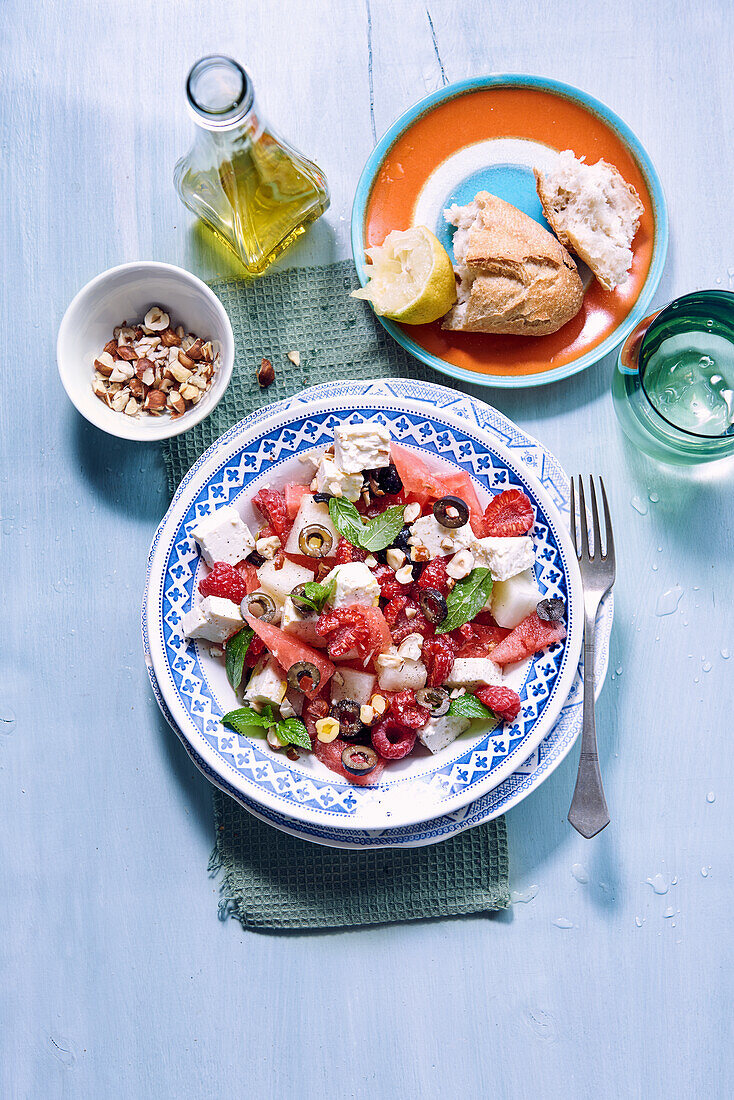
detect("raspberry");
top-left (416, 557), bottom-right (450, 596)
top-left (335, 538), bottom-right (367, 564)
top-left (475, 686), bottom-right (522, 722)
top-left (387, 690), bottom-right (429, 730)
top-left (389, 597), bottom-right (434, 644)
top-left (374, 563), bottom-right (411, 601)
top-left (244, 634), bottom-right (266, 668)
top-left (421, 635), bottom-right (456, 687)
top-left (371, 717), bottom-right (417, 760)
top-left (483, 489), bottom-right (534, 537)
top-left (316, 607), bottom-right (372, 660)
top-left (198, 561), bottom-right (248, 603)
top-left (252, 488), bottom-right (290, 539)
top-left (360, 491), bottom-right (405, 518)
top-left (383, 594), bottom-right (409, 627)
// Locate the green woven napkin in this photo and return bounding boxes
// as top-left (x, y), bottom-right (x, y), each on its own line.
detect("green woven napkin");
top-left (161, 259), bottom-right (510, 930)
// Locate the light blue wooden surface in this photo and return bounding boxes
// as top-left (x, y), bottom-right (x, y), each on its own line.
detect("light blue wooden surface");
top-left (1, 2), bottom-right (732, 1097)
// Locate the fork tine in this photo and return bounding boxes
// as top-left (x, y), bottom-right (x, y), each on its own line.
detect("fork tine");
top-left (599, 477), bottom-right (615, 564)
top-left (570, 476), bottom-right (578, 556)
top-left (578, 476), bottom-right (590, 559)
top-left (589, 476), bottom-right (602, 558)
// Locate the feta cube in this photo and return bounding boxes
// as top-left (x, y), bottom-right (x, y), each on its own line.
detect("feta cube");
top-left (315, 454), bottom-right (363, 502)
top-left (443, 657), bottom-right (504, 690)
top-left (333, 422), bottom-right (391, 474)
top-left (330, 668), bottom-right (376, 705)
top-left (281, 596), bottom-right (326, 648)
top-left (182, 596), bottom-right (244, 644)
top-left (189, 506), bottom-right (255, 568)
top-left (418, 714), bottom-right (471, 754)
top-left (491, 568), bottom-right (540, 628)
top-left (472, 536), bottom-right (534, 582)
top-left (322, 562), bottom-right (380, 609)
top-left (409, 514), bottom-right (475, 558)
top-left (244, 655), bottom-right (288, 709)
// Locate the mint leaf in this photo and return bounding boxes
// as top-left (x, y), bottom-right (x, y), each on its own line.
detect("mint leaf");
top-left (221, 706), bottom-right (270, 735)
top-left (435, 568), bottom-right (494, 634)
top-left (448, 695), bottom-right (500, 724)
top-left (296, 577), bottom-right (336, 615)
top-left (276, 717), bottom-right (311, 750)
top-left (328, 497), bottom-right (365, 546)
top-left (328, 496), bottom-right (405, 553)
top-left (361, 506), bottom-right (406, 552)
top-left (225, 626), bottom-right (254, 691)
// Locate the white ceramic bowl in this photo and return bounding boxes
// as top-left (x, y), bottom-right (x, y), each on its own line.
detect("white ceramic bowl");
top-left (57, 261), bottom-right (234, 441)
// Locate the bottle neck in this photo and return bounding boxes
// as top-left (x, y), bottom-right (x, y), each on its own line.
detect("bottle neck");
top-left (186, 55), bottom-right (257, 133)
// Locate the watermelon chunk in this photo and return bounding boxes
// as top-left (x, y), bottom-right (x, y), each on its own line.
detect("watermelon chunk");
top-left (236, 561), bottom-right (261, 594)
top-left (313, 737), bottom-right (384, 786)
top-left (391, 444), bottom-right (486, 535)
top-left (285, 483), bottom-right (311, 522)
top-left (489, 612), bottom-right (566, 667)
top-left (243, 613), bottom-right (335, 697)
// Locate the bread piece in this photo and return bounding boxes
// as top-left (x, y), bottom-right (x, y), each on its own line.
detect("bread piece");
top-left (442, 192), bottom-right (584, 335)
top-left (535, 151), bottom-right (644, 291)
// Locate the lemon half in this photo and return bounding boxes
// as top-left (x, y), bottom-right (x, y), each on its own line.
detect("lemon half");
top-left (351, 226), bottom-right (457, 325)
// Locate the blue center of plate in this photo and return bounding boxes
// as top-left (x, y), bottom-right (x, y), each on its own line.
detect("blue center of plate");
top-left (435, 164), bottom-right (552, 261)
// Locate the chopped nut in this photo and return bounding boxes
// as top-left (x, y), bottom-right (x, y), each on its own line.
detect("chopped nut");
top-left (110, 390), bottom-right (128, 412)
top-left (160, 327), bottom-right (181, 347)
top-left (440, 537), bottom-right (455, 552)
top-left (188, 373), bottom-right (208, 390)
top-left (187, 338), bottom-right (204, 360)
top-left (167, 362), bottom-right (193, 384)
top-left (109, 364), bottom-right (134, 383)
top-left (397, 633), bottom-right (423, 661)
top-left (123, 396), bottom-right (139, 416)
top-left (371, 694), bottom-right (388, 716)
top-left (403, 503), bottom-right (421, 524)
top-left (410, 545), bottom-right (430, 563)
top-left (404, 606), bottom-right (417, 620)
top-left (92, 378), bottom-right (108, 398)
top-left (446, 548), bottom-right (475, 580)
top-left (255, 535), bottom-right (282, 559)
top-left (386, 548), bottom-right (406, 570)
top-left (116, 345), bottom-right (138, 362)
top-left (128, 377), bottom-right (144, 398)
top-left (102, 339), bottom-right (119, 359)
top-left (177, 349), bottom-right (195, 370)
top-left (144, 390), bottom-right (167, 415)
top-left (142, 367), bottom-right (155, 387)
top-left (144, 306), bottom-right (169, 331)
top-left (364, 554), bottom-right (378, 569)
top-left (179, 382), bottom-right (200, 401)
top-left (394, 564), bottom-right (414, 585)
top-left (359, 704), bottom-right (375, 726)
top-left (286, 350), bottom-right (301, 366)
top-left (168, 390), bottom-right (186, 415)
top-left (258, 357), bottom-right (275, 387)
top-left (94, 351), bottom-right (116, 375)
top-left (315, 717), bottom-right (340, 743)
top-left (135, 357), bottom-right (154, 380)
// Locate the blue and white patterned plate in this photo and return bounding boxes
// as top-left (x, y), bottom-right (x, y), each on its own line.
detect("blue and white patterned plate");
top-left (143, 379), bottom-right (608, 836)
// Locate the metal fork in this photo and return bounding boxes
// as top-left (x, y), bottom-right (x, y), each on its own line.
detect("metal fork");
top-left (567, 476), bottom-right (616, 838)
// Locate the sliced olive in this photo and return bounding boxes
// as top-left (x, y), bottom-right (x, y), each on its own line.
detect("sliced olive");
top-left (246, 549), bottom-right (266, 568)
top-left (415, 687), bottom-right (450, 717)
top-left (537, 597), bottom-right (565, 622)
top-left (341, 744), bottom-right (379, 776)
top-left (392, 524), bottom-right (412, 556)
top-left (298, 523), bottom-right (334, 558)
top-left (287, 661), bottom-right (321, 693)
top-left (369, 463), bottom-right (403, 496)
top-left (330, 698), bottom-right (363, 740)
top-left (240, 592), bottom-right (276, 623)
top-left (289, 583), bottom-right (315, 615)
top-left (433, 495), bottom-right (470, 529)
top-left (313, 492), bottom-right (332, 504)
top-left (418, 587), bottom-right (447, 625)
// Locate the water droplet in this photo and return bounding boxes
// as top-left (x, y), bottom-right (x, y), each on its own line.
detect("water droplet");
top-left (706, 791), bottom-right (716, 804)
top-left (571, 863), bottom-right (588, 884)
top-left (0, 708), bottom-right (16, 735)
top-left (635, 916), bottom-right (644, 927)
top-left (694, 677), bottom-right (700, 684)
top-left (646, 874), bottom-right (668, 895)
top-left (511, 885), bottom-right (539, 904)
top-left (656, 585), bottom-right (684, 616)
top-left (631, 495), bottom-right (648, 515)
top-left (648, 490), bottom-right (660, 503)
top-left (652, 563), bottom-right (658, 571)
top-left (663, 907), bottom-right (675, 918)
top-left (616, 666), bottom-right (623, 676)
top-left (671, 876), bottom-right (678, 885)
top-left (702, 660), bottom-right (712, 673)
top-left (657, 546), bottom-right (663, 553)
top-left (552, 917), bottom-right (574, 929)
top-left (721, 648), bottom-right (730, 660)
top-left (701, 866), bottom-right (710, 878)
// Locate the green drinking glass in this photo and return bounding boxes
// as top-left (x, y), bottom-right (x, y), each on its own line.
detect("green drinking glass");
top-left (612, 290), bottom-right (734, 465)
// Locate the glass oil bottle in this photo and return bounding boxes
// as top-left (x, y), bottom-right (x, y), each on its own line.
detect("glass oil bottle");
top-left (174, 56), bottom-right (330, 275)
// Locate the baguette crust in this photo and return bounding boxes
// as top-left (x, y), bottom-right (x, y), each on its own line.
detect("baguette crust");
top-left (534, 161), bottom-right (644, 291)
top-left (442, 192), bottom-right (584, 335)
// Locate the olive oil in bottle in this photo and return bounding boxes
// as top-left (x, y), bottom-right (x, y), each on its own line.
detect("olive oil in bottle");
top-left (174, 56), bottom-right (330, 275)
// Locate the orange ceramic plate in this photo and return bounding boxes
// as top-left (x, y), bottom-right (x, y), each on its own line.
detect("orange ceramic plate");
top-left (351, 76), bottom-right (668, 388)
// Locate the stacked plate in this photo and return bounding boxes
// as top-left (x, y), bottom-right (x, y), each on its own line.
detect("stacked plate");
top-left (142, 379), bottom-right (613, 849)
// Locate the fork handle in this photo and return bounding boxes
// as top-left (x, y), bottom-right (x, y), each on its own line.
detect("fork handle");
top-left (567, 613), bottom-right (610, 838)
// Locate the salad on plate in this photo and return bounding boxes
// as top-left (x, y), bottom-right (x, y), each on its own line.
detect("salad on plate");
top-left (181, 420), bottom-right (567, 786)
